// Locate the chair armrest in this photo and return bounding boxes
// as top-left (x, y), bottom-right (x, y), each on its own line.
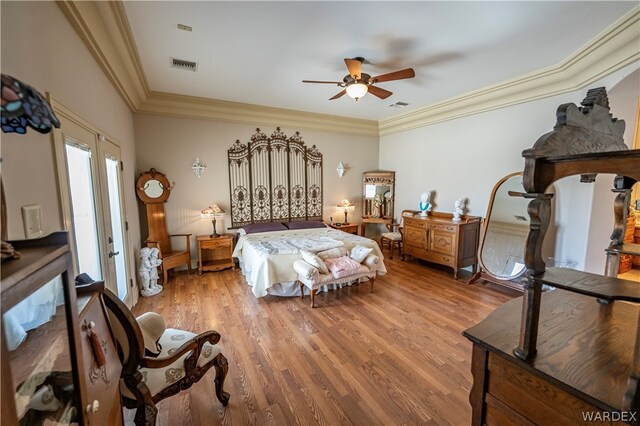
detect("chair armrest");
top-left (293, 259), bottom-right (319, 282)
top-left (169, 233), bottom-right (192, 237)
top-left (140, 330), bottom-right (220, 369)
top-left (364, 254), bottom-right (379, 271)
top-left (136, 312), bottom-right (166, 355)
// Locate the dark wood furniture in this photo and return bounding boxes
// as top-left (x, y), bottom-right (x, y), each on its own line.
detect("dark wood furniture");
top-left (380, 210), bottom-right (416, 260)
top-left (1, 232), bottom-right (123, 425)
top-left (464, 87), bottom-right (640, 424)
top-left (361, 171), bottom-right (395, 238)
top-left (328, 223), bottom-right (359, 235)
top-left (136, 168), bottom-right (192, 284)
top-left (102, 288), bottom-right (230, 426)
top-left (197, 234), bottom-right (235, 274)
top-left (402, 211), bottom-right (481, 279)
top-left (464, 290), bottom-right (638, 425)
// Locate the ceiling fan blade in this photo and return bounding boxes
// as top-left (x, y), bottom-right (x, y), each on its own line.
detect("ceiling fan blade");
top-left (344, 58), bottom-right (362, 80)
top-left (371, 68), bottom-right (415, 83)
top-left (302, 80), bottom-right (343, 84)
top-left (368, 85), bottom-right (393, 99)
top-left (329, 89), bottom-right (347, 100)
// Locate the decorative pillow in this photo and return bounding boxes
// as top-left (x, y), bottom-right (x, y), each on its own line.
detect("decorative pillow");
top-left (241, 222), bottom-right (288, 234)
top-left (284, 220), bottom-right (327, 230)
top-left (350, 245), bottom-right (373, 263)
top-left (300, 250), bottom-right (329, 274)
top-left (317, 247), bottom-right (349, 260)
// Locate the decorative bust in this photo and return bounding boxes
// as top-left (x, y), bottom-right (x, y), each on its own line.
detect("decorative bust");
top-left (452, 198), bottom-right (463, 222)
top-left (419, 192), bottom-right (431, 217)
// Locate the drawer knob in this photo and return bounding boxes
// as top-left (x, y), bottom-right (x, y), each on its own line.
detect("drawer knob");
top-left (86, 399), bottom-right (99, 414)
top-left (87, 320), bottom-right (96, 330)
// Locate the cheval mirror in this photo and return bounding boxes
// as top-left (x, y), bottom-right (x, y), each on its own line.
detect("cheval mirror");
top-left (468, 172), bottom-right (529, 291)
top-left (361, 171), bottom-right (395, 238)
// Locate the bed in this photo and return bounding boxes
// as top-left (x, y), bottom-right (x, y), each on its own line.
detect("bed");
top-left (232, 223), bottom-right (387, 297)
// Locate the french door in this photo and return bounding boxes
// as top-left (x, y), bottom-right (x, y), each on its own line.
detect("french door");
top-left (51, 99), bottom-right (132, 303)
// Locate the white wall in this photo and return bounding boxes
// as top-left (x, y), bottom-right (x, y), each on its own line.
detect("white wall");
top-left (133, 114), bottom-right (379, 264)
top-left (1, 2), bottom-right (141, 290)
top-left (380, 62), bottom-right (640, 271)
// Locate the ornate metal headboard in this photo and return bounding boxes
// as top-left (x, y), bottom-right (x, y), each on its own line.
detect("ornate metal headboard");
top-left (228, 127), bottom-right (323, 228)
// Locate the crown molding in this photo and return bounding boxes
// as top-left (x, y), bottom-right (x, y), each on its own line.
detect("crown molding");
top-left (58, 1), bottom-right (638, 138)
top-left (138, 91), bottom-right (379, 135)
top-left (379, 6), bottom-right (640, 136)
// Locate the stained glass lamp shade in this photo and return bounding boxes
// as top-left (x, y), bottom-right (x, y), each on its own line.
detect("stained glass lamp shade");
top-left (1, 74), bottom-right (60, 134)
top-left (337, 199), bottom-right (355, 224)
top-left (201, 205), bottom-right (226, 238)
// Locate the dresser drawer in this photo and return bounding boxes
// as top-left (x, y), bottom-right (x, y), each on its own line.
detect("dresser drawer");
top-left (405, 217), bottom-right (426, 228)
top-left (201, 238), bottom-right (231, 249)
top-left (427, 223), bottom-right (456, 233)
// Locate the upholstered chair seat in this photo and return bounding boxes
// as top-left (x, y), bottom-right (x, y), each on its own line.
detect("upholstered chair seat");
top-left (380, 231), bottom-right (402, 241)
top-left (294, 253), bottom-right (379, 307)
top-left (380, 210), bottom-right (417, 260)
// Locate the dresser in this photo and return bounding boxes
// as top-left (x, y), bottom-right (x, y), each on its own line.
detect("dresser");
top-left (1, 232), bottom-right (123, 425)
top-left (463, 290), bottom-right (638, 425)
top-left (402, 212), bottom-right (481, 279)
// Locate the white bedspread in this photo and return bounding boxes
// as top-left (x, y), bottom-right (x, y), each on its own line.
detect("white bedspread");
top-left (233, 227), bottom-right (387, 297)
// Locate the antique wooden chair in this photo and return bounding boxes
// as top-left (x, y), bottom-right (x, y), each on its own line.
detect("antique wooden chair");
top-left (380, 210), bottom-right (416, 260)
top-left (136, 169), bottom-right (193, 284)
top-left (102, 289), bottom-right (229, 425)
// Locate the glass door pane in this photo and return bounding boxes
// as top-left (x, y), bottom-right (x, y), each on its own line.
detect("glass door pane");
top-left (104, 156), bottom-right (127, 299)
top-left (65, 142), bottom-right (102, 280)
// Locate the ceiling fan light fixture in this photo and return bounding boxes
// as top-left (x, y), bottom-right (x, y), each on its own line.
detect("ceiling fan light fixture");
top-left (346, 83), bottom-right (368, 100)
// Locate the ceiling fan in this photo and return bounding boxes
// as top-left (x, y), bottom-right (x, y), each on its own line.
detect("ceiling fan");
top-left (302, 57), bottom-right (415, 101)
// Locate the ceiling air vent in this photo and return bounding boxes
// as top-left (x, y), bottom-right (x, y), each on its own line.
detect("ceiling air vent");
top-left (388, 101), bottom-right (409, 108)
top-left (177, 23), bottom-right (192, 32)
top-left (171, 57), bottom-right (198, 72)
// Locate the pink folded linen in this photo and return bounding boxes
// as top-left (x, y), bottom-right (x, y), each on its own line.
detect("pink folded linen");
top-left (323, 255), bottom-right (362, 279)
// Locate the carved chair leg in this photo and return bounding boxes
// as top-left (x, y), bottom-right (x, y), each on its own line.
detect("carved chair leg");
top-left (129, 378), bottom-right (157, 426)
top-left (213, 353), bottom-right (230, 406)
top-left (369, 277), bottom-right (375, 293)
top-left (310, 289), bottom-right (317, 308)
top-left (389, 240), bottom-right (393, 259)
top-left (163, 266), bottom-right (168, 286)
top-left (298, 281), bottom-right (304, 299)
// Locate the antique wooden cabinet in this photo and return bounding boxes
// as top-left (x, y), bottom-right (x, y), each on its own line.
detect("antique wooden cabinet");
top-left (1, 232), bottom-right (123, 425)
top-left (402, 211), bottom-right (481, 279)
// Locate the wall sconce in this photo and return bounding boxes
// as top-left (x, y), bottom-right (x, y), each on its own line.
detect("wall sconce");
top-left (336, 161), bottom-right (346, 178)
top-left (192, 157), bottom-right (206, 178)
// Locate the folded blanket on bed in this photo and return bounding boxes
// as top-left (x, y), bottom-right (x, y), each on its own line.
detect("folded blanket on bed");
top-left (256, 240), bottom-right (298, 255)
top-left (288, 237), bottom-right (343, 252)
top-left (323, 255), bottom-right (362, 279)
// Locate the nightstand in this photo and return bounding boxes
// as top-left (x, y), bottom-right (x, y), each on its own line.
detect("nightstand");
top-left (197, 234), bottom-right (235, 274)
top-left (328, 223), bottom-right (359, 235)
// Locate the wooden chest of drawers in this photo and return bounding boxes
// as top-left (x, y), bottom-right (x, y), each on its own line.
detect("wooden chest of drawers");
top-left (402, 212), bottom-right (481, 279)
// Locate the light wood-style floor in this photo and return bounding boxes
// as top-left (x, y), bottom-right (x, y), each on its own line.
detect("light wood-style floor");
top-left (132, 256), bottom-right (515, 425)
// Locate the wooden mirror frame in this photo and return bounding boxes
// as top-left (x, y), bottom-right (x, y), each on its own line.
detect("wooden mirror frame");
top-left (468, 171), bottom-right (527, 291)
top-left (136, 168), bottom-right (171, 204)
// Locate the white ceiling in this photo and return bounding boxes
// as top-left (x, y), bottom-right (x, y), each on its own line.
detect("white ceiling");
top-left (124, 1), bottom-right (636, 121)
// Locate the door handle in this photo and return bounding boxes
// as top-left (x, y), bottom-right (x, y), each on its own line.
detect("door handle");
top-left (108, 251), bottom-right (120, 258)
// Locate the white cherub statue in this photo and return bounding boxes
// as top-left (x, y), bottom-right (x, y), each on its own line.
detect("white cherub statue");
top-left (453, 198), bottom-right (464, 222)
top-left (139, 247), bottom-right (163, 297)
top-left (419, 192), bottom-right (431, 217)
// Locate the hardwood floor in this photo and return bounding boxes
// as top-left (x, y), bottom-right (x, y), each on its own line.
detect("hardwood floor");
top-left (132, 257), bottom-right (515, 425)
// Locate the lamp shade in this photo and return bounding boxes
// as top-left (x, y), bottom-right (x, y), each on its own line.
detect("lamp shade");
top-left (346, 83), bottom-right (368, 100)
top-left (201, 205), bottom-right (226, 219)
top-left (337, 199), bottom-right (355, 212)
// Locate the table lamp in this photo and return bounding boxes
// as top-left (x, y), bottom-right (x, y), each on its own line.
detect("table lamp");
top-left (337, 199), bottom-right (355, 224)
top-left (201, 205), bottom-right (226, 238)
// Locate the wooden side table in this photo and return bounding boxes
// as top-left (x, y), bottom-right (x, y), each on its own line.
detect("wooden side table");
top-left (197, 234), bottom-right (235, 274)
top-left (328, 223), bottom-right (359, 235)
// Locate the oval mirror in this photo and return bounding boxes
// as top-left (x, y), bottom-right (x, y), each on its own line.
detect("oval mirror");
top-left (143, 179), bottom-right (164, 199)
top-left (470, 172), bottom-right (529, 289)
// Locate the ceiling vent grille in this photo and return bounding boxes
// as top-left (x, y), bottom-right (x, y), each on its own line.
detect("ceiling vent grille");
top-left (177, 24), bottom-right (192, 32)
top-left (171, 57), bottom-right (198, 72)
top-left (388, 101), bottom-right (409, 108)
